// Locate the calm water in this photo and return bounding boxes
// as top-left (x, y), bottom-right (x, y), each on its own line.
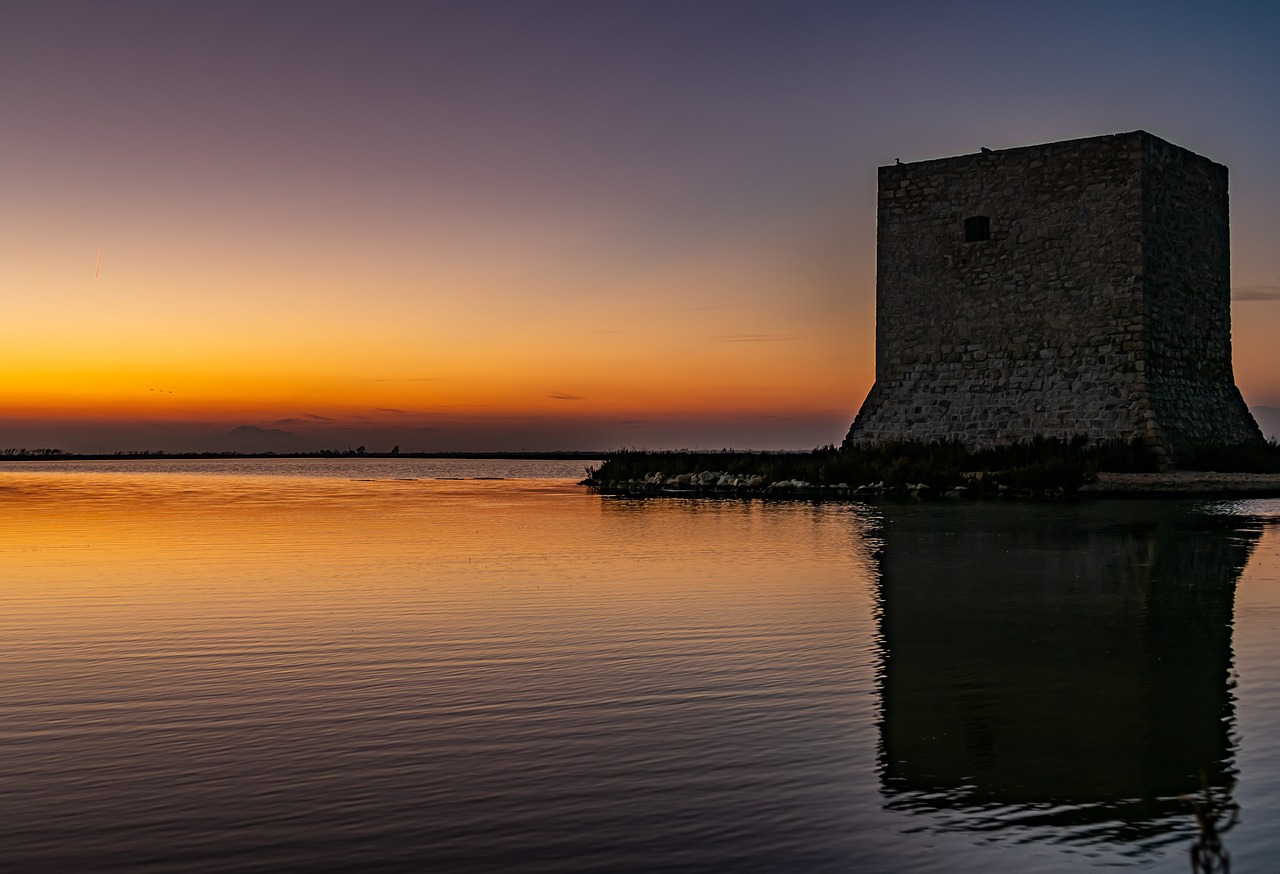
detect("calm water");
top-left (2, 458), bottom-right (1279, 872)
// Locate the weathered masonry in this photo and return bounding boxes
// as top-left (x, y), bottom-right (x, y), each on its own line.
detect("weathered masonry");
top-left (843, 130), bottom-right (1261, 462)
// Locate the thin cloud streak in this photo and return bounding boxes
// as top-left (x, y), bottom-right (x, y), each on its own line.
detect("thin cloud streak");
top-left (714, 334), bottom-right (792, 343)
top-left (272, 414), bottom-right (335, 424)
top-left (1234, 285), bottom-right (1280, 301)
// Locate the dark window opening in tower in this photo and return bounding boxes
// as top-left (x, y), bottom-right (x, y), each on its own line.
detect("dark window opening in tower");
top-left (964, 215), bottom-right (991, 242)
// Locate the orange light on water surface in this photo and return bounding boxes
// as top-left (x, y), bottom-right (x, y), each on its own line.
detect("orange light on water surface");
top-left (0, 471), bottom-right (875, 647)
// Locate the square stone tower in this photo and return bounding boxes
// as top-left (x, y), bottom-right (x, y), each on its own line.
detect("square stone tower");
top-left (844, 130), bottom-right (1260, 461)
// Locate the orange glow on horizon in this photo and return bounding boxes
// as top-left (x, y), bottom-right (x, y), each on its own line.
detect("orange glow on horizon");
top-left (1, 312), bottom-right (875, 426)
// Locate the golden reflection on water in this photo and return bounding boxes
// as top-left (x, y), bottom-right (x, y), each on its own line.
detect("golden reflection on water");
top-left (0, 472), bottom-right (882, 744)
top-left (0, 467), bottom-right (888, 873)
top-left (0, 470), bottom-right (877, 610)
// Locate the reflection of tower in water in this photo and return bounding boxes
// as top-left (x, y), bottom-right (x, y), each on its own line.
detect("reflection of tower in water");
top-left (875, 502), bottom-right (1260, 847)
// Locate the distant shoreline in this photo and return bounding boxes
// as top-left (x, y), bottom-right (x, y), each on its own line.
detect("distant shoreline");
top-left (6, 454), bottom-right (1280, 498)
top-left (0, 451), bottom-right (606, 462)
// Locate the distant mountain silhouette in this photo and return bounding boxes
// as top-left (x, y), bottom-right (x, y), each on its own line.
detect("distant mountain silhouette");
top-left (1252, 406), bottom-right (1280, 442)
top-left (218, 425), bottom-right (313, 453)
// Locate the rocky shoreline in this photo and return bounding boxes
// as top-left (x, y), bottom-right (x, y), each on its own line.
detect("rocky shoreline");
top-left (588, 469), bottom-right (1032, 499)
top-left (588, 469), bottom-right (1280, 500)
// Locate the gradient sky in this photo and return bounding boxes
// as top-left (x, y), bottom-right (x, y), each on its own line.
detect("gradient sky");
top-left (3, 1), bottom-right (1278, 452)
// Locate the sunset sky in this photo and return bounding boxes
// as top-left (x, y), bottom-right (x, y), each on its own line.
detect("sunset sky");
top-left (3, 1), bottom-right (1278, 452)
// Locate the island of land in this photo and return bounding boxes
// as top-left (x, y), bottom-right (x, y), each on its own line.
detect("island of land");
top-left (581, 439), bottom-right (1280, 501)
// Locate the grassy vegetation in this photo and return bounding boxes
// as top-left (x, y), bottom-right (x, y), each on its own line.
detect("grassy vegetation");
top-left (1179, 440), bottom-right (1280, 474)
top-left (585, 437), bottom-right (1280, 498)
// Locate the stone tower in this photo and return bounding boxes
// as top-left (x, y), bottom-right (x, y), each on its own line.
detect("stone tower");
top-left (843, 130), bottom-right (1261, 462)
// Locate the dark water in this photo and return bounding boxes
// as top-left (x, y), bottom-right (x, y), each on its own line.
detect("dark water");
top-left (1, 459), bottom-right (1278, 872)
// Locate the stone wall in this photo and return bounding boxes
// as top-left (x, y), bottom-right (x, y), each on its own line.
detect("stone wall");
top-left (1139, 135), bottom-right (1259, 456)
top-left (845, 130), bottom-right (1261, 461)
